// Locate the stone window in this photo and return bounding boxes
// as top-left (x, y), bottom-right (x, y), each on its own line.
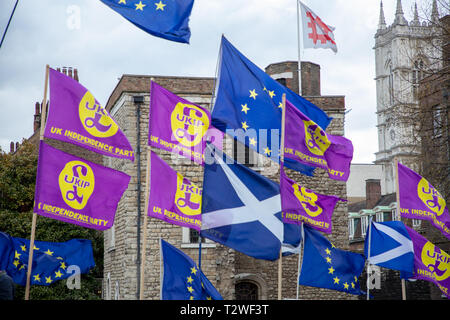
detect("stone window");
top-left (412, 60), bottom-right (424, 99)
top-left (235, 281), bottom-right (259, 300)
top-left (432, 104), bottom-right (442, 138)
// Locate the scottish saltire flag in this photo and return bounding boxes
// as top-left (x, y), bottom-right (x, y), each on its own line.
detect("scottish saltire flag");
top-left (284, 100), bottom-right (353, 181)
top-left (0, 232), bottom-right (95, 287)
top-left (211, 36), bottom-right (332, 176)
top-left (280, 163), bottom-right (343, 234)
top-left (160, 239), bottom-right (222, 300)
top-left (364, 220), bottom-right (414, 273)
top-left (100, 0), bottom-right (194, 44)
top-left (33, 141), bottom-right (130, 230)
top-left (200, 144), bottom-right (302, 261)
top-left (398, 162), bottom-right (450, 240)
top-left (148, 151), bottom-right (202, 231)
top-left (149, 81), bottom-right (213, 165)
top-left (299, 1), bottom-right (337, 53)
top-left (400, 226), bottom-right (450, 299)
top-left (45, 68), bottom-right (134, 161)
top-left (299, 225), bottom-right (365, 295)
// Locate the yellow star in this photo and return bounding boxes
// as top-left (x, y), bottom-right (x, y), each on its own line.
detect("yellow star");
top-left (189, 296), bottom-right (194, 300)
top-left (333, 276), bottom-right (340, 284)
top-left (60, 262), bottom-right (67, 270)
top-left (354, 276), bottom-right (358, 283)
top-left (118, 0), bottom-right (127, 4)
top-left (328, 266), bottom-right (335, 274)
top-left (278, 102), bottom-right (283, 109)
top-left (343, 282), bottom-right (349, 290)
top-left (249, 138), bottom-right (257, 146)
top-left (21, 244), bottom-right (27, 252)
top-left (154, 1), bottom-right (166, 10)
top-left (135, 1), bottom-right (146, 10)
top-left (264, 147), bottom-right (271, 156)
top-left (325, 248), bottom-right (331, 255)
top-left (325, 256), bottom-right (332, 263)
top-left (14, 251), bottom-right (21, 259)
top-left (241, 104), bottom-right (250, 114)
top-left (331, 243), bottom-right (336, 249)
top-left (190, 266), bottom-right (197, 275)
top-left (44, 249), bottom-right (54, 256)
top-left (19, 265), bottom-right (25, 270)
top-left (13, 260), bottom-right (20, 268)
top-left (241, 122), bottom-right (249, 131)
top-left (187, 286), bottom-right (194, 293)
top-left (55, 270), bottom-right (63, 278)
top-left (33, 274), bottom-right (41, 282)
top-left (268, 90), bottom-right (275, 98)
top-left (249, 89), bottom-right (258, 100)
top-left (45, 276), bottom-right (52, 284)
top-left (187, 276), bottom-right (193, 284)
top-left (206, 296), bottom-right (212, 300)
top-left (33, 245), bottom-right (39, 251)
top-left (351, 282), bottom-right (355, 289)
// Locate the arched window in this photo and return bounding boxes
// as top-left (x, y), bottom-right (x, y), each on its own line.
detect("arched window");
top-left (389, 63), bottom-right (394, 105)
top-left (412, 59), bottom-right (424, 98)
top-left (235, 281), bottom-right (259, 300)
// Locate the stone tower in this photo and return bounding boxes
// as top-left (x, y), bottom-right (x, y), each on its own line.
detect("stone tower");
top-left (374, 0), bottom-right (441, 193)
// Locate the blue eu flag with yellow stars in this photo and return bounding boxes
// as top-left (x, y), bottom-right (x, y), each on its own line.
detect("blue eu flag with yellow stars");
top-left (0, 232), bottom-right (95, 286)
top-left (212, 36), bottom-right (332, 176)
top-left (160, 239), bottom-right (222, 300)
top-left (100, 0), bottom-right (194, 44)
top-left (299, 225), bottom-right (366, 295)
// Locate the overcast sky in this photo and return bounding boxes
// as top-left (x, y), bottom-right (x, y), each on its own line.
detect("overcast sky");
top-left (0, 0), bottom-right (422, 162)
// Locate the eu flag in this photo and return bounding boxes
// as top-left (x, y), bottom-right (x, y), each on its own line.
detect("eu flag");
top-left (100, 0), bottom-right (194, 44)
top-left (160, 239), bottom-right (222, 300)
top-left (299, 225), bottom-right (365, 295)
top-left (0, 232), bottom-right (95, 286)
top-left (211, 36), bottom-right (332, 175)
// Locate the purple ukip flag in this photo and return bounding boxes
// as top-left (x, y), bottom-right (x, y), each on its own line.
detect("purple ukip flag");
top-left (280, 164), bottom-right (343, 234)
top-left (403, 225), bottom-right (450, 299)
top-left (33, 141), bottom-right (130, 230)
top-left (44, 68), bottom-right (134, 161)
top-left (284, 99), bottom-right (353, 181)
top-left (149, 81), bottom-right (214, 165)
top-left (398, 162), bottom-right (450, 240)
top-left (148, 151), bottom-right (202, 231)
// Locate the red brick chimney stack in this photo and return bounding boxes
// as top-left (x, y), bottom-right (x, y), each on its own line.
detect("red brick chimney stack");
top-left (10, 141), bottom-right (14, 153)
top-left (366, 179), bottom-right (382, 209)
top-left (33, 102), bottom-right (41, 132)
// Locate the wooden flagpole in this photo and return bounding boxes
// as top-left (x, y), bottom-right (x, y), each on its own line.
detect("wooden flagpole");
top-left (278, 93), bottom-right (287, 300)
top-left (25, 64), bottom-right (49, 300)
top-left (296, 0), bottom-right (303, 96)
top-left (394, 157), bottom-right (407, 300)
top-left (296, 222), bottom-right (305, 300)
top-left (139, 146), bottom-right (151, 300)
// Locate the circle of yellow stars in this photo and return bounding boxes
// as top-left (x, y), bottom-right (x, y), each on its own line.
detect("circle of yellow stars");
top-left (117, 0), bottom-right (166, 11)
top-left (324, 243), bottom-right (358, 292)
top-left (186, 266), bottom-right (212, 300)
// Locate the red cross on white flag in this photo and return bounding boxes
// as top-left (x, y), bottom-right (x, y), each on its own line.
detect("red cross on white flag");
top-left (299, 1), bottom-right (337, 53)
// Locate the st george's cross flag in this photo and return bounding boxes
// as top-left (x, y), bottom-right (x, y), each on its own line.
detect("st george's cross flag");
top-left (100, 0), bottom-right (195, 44)
top-left (0, 232), bottom-right (95, 287)
top-left (280, 163), bottom-right (343, 234)
top-left (160, 239), bottom-right (222, 300)
top-left (397, 162), bottom-right (450, 240)
top-left (33, 141), bottom-right (130, 230)
top-left (44, 68), bottom-right (134, 161)
top-left (299, 1), bottom-right (337, 53)
top-left (148, 151), bottom-right (202, 231)
top-left (211, 35), bottom-right (332, 176)
top-left (284, 99), bottom-right (353, 181)
top-left (200, 144), bottom-right (302, 261)
top-left (364, 220), bottom-right (414, 274)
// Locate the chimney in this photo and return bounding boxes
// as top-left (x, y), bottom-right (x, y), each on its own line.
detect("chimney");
top-left (34, 102), bottom-right (41, 132)
top-left (366, 179), bottom-right (381, 209)
top-left (15, 142), bottom-right (19, 152)
top-left (10, 142), bottom-right (14, 153)
top-left (68, 67), bottom-right (73, 79)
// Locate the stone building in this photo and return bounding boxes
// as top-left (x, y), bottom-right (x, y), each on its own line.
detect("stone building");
top-left (103, 60), bottom-right (352, 300)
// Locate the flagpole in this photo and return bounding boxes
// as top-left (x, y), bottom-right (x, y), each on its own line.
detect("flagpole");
top-left (159, 237), bottom-right (163, 300)
top-left (394, 157), bottom-right (407, 300)
top-left (366, 216), bottom-right (373, 300)
top-left (25, 64), bottom-right (49, 300)
top-left (139, 146), bottom-right (151, 300)
top-left (296, 222), bottom-right (305, 300)
top-left (296, 0), bottom-right (303, 96)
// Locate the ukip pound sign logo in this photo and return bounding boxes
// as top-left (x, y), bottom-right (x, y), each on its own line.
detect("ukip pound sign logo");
top-left (171, 103), bottom-right (210, 148)
top-left (417, 178), bottom-right (446, 216)
top-left (292, 183), bottom-right (323, 217)
top-left (79, 91), bottom-right (119, 138)
top-left (59, 161), bottom-right (95, 210)
top-left (303, 120), bottom-right (331, 156)
top-left (421, 241), bottom-right (450, 282)
top-left (305, 11), bottom-right (336, 46)
top-left (175, 173), bottom-right (202, 216)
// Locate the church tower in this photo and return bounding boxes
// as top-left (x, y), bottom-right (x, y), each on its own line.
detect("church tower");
top-left (374, 0), bottom-right (441, 193)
